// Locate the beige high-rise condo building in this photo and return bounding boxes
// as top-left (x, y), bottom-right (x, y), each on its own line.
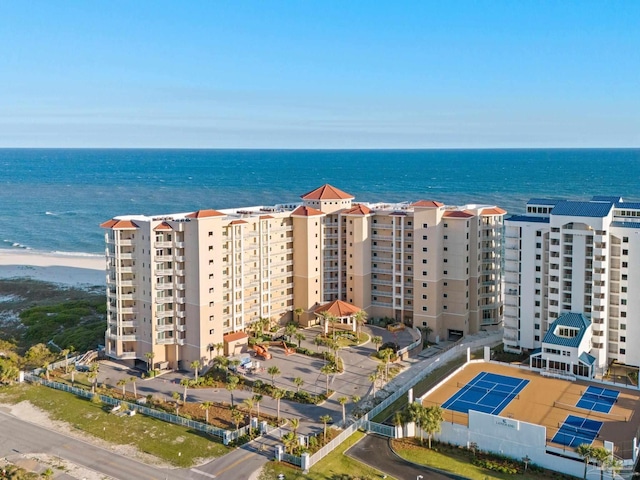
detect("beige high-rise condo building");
top-left (102, 184), bottom-right (505, 370)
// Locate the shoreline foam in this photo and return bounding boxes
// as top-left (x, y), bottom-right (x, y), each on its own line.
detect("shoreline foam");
top-left (0, 250), bottom-right (105, 288)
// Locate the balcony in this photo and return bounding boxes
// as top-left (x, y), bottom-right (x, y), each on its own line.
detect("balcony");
top-left (155, 269), bottom-right (173, 276)
top-left (119, 267), bottom-right (134, 274)
top-left (118, 239), bottom-right (134, 246)
top-left (154, 241), bottom-right (173, 248)
top-left (156, 337), bottom-right (175, 345)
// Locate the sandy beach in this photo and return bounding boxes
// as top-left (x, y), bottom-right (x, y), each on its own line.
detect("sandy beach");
top-left (0, 249), bottom-right (105, 288)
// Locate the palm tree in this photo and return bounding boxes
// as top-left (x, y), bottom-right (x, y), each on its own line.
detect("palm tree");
top-left (253, 394), bottom-right (263, 421)
top-left (214, 342), bottom-right (224, 357)
top-left (117, 378), bottom-right (127, 397)
top-left (294, 307), bottom-right (304, 325)
top-left (201, 401), bottom-right (213, 424)
top-left (591, 447), bottom-right (611, 480)
top-left (42, 361), bottom-right (50, 381)
top-left (293, 376), bottom-right (304, 393)
top-left (226, 375), bottom-right (239, 406)
top-left (372, 335), bottom-right (383, 352)
top-left (353, 309), bottom-right (367, 338)
top-left (129, 376), bottom-right (137, 399)
top-left (172, 391), bottom-right (181, 414)
top-left (144, 351), bottom-right (155, 372)
top-left (191, 360), bottom-right (202, 382)
top-left (368, 372), bottom-right (378, 398)
top-left (294, 332), bottom-right (306, 348)
top-left (352, 395), bottom-right (361, 405)
top-left (180, 378), bottom-right (190, 403)
top-left (313, 336), bottom-right (323, 352)
top-left (230, 406), bottom-right (244, 430)
top-left (289, 417), bottom-right (300, 436)
top-left (577, 444), bottom-right (595, 480)
top-left (60, 348), bottom-right (70, 373)
top-left (243, 397), bottom-right (255, 421)
top-left (320, 364), bottom-right (333, 395)
top-left (379, 348), bottom-right (394, 381)
top-left (605, 455), bottom-right (622, 480)
top-left (285, 323), bottom-right (297, 340)
top-left (267, 365), bottom-right (281, 386)
top-left (338, 396), bottom-right (349, 426)
top-left (326, 313), bottom-right (339, 339)
top-left (422, 405), bottom-right (444, 449)
top-left (320, 414), bottom-right (332, 443)
top-left (282, 431), bottom-right (297, 454)
top-left (88, 363), bottom-right (99, 393)
top-left (272, 388), bottom-right (285, 422)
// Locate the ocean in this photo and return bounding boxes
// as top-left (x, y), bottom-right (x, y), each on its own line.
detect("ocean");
top-left (1, 148), bottom-right (639, 255)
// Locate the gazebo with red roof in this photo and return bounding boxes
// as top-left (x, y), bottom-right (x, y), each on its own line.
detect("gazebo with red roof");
top-left (314, 299), bottom-right (363, 334)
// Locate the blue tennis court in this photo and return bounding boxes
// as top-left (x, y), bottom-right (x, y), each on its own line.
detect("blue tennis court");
top-left (576, 386), bottom-right (619, 413)
top-left (442, 372), bottom-right (529, 415)
top-left (552, 415), bottom-right (603, 447)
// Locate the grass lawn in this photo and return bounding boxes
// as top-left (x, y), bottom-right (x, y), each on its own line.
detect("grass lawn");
top-left (391, 439), bottom-right (576, 480)
top-left (0, 383), bottom-right (231, 467)
top-left (259, 430), bottom-right (396, 480)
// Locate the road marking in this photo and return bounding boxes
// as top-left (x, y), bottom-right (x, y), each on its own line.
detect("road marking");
top-left (212, 453), bottom-right (255, 477)
top-left (190, 468), bottom-right (216, 478)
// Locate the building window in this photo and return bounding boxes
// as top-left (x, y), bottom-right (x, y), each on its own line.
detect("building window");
top-left (534, 324), bottom-right (540, 330)
top-left (534, 335), bottom-right (540, 341)
top-left (443, 270), bottom-right (448, 275)
top-left (422, 294), bottom-right (427, 299)
top-left (623, 236), bottom-right (628, 243)
top-left (620, 349), bottom-right (626, 354)
top-left (422, 259), bottom-right (427, 264)
top-left (423, 271), bottom-right (428, 276)
top-left (209, 329), bottom-right (215, 334)
top-left (423, 223), bottom-right (428, 228)
top-left (422, 247), bottom-right (427, 252)
top-left (620, 336), bottom-right (626, 342)
top-left (444, 223), bottom-right (448, 228)
top-left (422, 282), bottom-right (427, 287)
top-left (422, 235), bottom-right (428, 240)
top-left (422, 306), bottom-right (427, 311)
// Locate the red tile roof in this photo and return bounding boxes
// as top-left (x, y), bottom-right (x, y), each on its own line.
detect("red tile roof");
top-left (343, 204), bottom-right (372, 216)
top-left (100, 219), bottom-right (139, 229)
top-left (223, 331), bottom-right (249, 342)
top-left (412, 200), bottom-right (444, 208)
top-left (229, 220), bottom-right (248, 225)
top-left (301, 184), bottom-right (353, 200)
top-left (291, 205), bottom-right (325, 217)
top-left (153, 222), bottom-right (173, 231)
top-left (185, 209), bottom-right (225, 219)
top-left (259, 215), bottom-right (274, 220)
top-left (443, 210), bottom-right (475, 218)
top-left (481, 207), bottom-right (507, 215)
top-left (314, 299), bottom-right (361, 317)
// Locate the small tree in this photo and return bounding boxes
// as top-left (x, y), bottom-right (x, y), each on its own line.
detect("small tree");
top-left (289, 417), bottom-right (300, 436)
top-left (243, 397), bottom-right (255, 421)
top-left (294, 307), bottom-right (304, 325)
top-left (117, 378), bottom-right (127, 397)
top-left (267, 365), bottom-right (281, 387)
top-left (423, 405), bottom-right (444, 449)
top-left (180, 378), bottom-right (189, 403)
top-left (293, 376), bottom-right (304, 393)
top-left (294, 332), bottom-right (306, 348)
top-left (313, 336), bottom-right (323, 352)
top-left (321, 364), bottom-right (333, 395)
top-left (144, 351), bottom-right (155, 372)
top-left (230, 406), bottom-right (244, 430)
top-left (190, 360), bottom-right (202, 382)
top-left (282, 431), bottom-right (297, 454)
top-left (591, 447), bottom-right (611, 480)
top-left (285, 323), bottom-right (297, 340)
top-left (577, 444), bottom-right (595, 480)
top-left (201, 401), bottom-right (213, 424)
top-left (353, 309), bottom-right (367, 338)
top-left (253, 394), bottom-right (263, 421)
top-left (372, 336), bottom-right (383, 352)
top-left (320, 414), bottom-right (332, 443)
top-left (172, 391), bottom-right (181, 414)
top-left (368, 372), bottom-right (378, 398)
top-left (272, 388), bottom-right (285, 422)
top-left (226, 375), bottom-right (239, 406)
top-left (129, 376), bottom-right (137, 399)
top-left (214, 342), bottom-right (224, 357)
top-left (338, 396), bottom-right (349, 426)
top-left (60, 348), bottom-right (70, 373)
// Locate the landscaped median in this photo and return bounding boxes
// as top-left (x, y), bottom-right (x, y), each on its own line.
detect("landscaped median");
top-left (0, 383), bottom-right (231, 468)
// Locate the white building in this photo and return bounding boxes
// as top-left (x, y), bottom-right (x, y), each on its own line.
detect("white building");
top-left (504, 196), bottom-right (640, 373)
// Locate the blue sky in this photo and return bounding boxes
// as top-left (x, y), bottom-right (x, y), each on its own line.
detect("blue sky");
top-left (1, 1), bottom-right (638, 148)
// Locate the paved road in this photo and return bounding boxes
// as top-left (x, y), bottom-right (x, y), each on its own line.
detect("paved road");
top-left (0, 407), bottom-right (184, 479)
top-left (346, 433), bottom-right (455, 480)
top-left (0, 405), bottom-right (282, 480)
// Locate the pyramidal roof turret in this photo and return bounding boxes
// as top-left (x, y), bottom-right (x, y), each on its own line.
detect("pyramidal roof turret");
top-left (301, 184), bottom-right (354, 200)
